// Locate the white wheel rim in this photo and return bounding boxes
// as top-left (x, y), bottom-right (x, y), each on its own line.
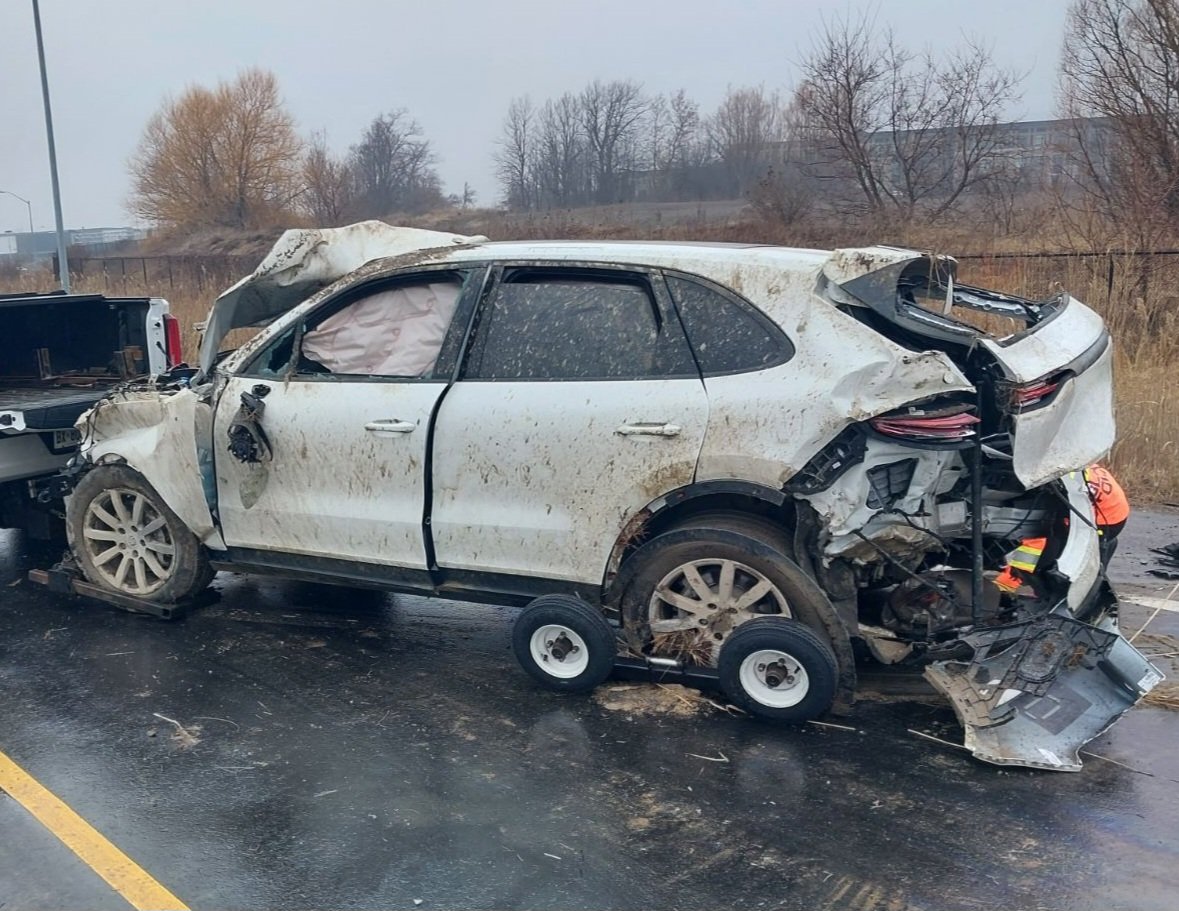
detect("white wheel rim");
top-left (529, 625), bottom-right (590, 679)
top-left (739, 649), bottom-right (809, 708)
top-left (80, 487), bottom-right (176, 596)
top-left (648, 558), bottom-right (791, 664)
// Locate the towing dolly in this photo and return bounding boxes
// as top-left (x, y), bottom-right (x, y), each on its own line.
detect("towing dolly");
top-left (27, 558), bottom-right (216, 620)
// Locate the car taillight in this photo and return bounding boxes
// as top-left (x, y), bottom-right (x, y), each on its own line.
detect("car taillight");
top-left (870, 408), bottom-right (979, 443)
top-left (163, 313), bottom-right (183, 368)
top-left (1010, 373), bottom-right (1065, 411)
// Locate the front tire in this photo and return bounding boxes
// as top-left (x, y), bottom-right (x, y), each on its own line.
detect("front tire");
top-left (67, 465), bottom-right (212, 603)
top-left (512, 595), bottom-right (617, 693)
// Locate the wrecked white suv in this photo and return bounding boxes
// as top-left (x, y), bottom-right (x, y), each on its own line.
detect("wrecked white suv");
top-left (64, 222), bottom-right (1161, 770)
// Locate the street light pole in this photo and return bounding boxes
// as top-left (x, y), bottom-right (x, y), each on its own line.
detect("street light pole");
top-left (30, 0), bottom-right (69, 291)
top-left (0, 190), bottom-right (34, 233)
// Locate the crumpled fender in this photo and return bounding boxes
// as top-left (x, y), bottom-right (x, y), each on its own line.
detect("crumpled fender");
top-left (77, 388), bottom-right (225, 550)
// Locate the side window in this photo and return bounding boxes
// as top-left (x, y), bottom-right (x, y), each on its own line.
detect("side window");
top-left (246, 326), bottom-right (298, 379)
top-left (464, 270), bottom-right (695, 380)
top-left (300, 274), bottom-right (467, 378)
top-left (242, 271), bottom-right (471, 380)
top-left (666, 275), bottom-right (793, 375)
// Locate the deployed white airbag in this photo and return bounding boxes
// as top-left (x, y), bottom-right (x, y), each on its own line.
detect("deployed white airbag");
top-left (301, 281), bottom-right (462, 377)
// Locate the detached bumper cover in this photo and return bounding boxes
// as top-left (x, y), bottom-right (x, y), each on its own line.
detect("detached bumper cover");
top-left (925, 613), bottom-right (1164, 771)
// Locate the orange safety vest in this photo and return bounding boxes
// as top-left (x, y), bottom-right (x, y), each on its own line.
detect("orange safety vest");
top-left (994, 537), bottom-right (1047, 592)
top-left (1084, 465), bottom-right (1130, 527)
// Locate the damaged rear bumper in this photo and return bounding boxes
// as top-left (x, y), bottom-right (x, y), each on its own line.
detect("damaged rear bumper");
top-left (925, 613), bottom-right (1163, 771)
top-left (922, 474), bottom-right (1161, 771)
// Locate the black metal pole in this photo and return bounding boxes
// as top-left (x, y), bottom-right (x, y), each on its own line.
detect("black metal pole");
top-left (31, 0), bottom-right (69, 291)
top-left (970, 436), bottom-right (985, 625)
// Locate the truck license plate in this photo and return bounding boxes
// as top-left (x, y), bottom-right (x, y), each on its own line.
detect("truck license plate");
top-left (52, 428), bottom-right (82, 449)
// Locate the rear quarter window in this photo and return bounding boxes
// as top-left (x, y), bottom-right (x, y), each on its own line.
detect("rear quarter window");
top-left (666, 275), bottom-right (793, 375)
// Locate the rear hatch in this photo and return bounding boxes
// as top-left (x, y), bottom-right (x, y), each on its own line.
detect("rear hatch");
top-left (824, 247), bottom-right (1114, 488)
top-left (977, 298), bottom-right (1113, 488)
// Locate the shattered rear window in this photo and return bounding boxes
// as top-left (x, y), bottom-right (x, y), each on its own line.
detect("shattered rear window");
top-left (847, 258), bottom-right (1066, 346)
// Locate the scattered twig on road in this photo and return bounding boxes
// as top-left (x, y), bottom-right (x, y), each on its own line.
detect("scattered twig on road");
top-left (544, 853), bottom-right (562, 860)
top-left (807, 719), bottom-right (858, 732)
top-left (152, 712), bottom-right (201, 749)
top-left (1129, 581), bottom-right (1179, 644)
top-left (195, 716), bottom-right (239, 729)
top-left (1079, 751), bottom-right (1155, 777)
top-left (908, 729), bottom-right (968, 751)
top-left (686, 751), bottom-right (729, 763)
top-left (313, 789), bottom-right (338, 798)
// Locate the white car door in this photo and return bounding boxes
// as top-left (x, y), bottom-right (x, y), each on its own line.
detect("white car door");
top-left (213, 268), bottom-right (479, 572)
top-left (430, 266), bottom-right (709, 586)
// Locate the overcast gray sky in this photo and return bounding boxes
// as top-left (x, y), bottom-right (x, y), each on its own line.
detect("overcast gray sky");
top-left (0, 0), bottom-right (1069, 233)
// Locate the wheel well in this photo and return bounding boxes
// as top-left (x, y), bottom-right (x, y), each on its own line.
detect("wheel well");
top-left (606, 490), bottom-right (798, 589)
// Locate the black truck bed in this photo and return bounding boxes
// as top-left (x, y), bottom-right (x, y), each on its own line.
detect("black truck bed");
top-left (0, 383), bottom-right (115, 431)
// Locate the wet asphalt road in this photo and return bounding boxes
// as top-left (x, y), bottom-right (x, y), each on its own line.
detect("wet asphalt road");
top-left (2, 510), bottom-right (1179, 911)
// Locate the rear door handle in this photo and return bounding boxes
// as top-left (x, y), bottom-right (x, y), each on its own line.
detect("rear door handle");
top-left (365, 419), bottom-right (416, 434)
top-left (615, 422), bottom-right (682, 437)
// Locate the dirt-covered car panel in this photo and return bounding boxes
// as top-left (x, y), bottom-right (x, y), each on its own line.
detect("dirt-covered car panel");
top-left (78, 387), bottom-right (223, 549)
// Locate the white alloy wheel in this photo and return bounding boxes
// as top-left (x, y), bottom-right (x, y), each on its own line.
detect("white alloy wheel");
top-left (738, 649), bottom-right (810, 708)
top-left (648, 558), bottom-right (791, 661)
top-left (529, 624), bottom-right (591, 679)
top-left (79, 487), bottom-right (176, 596)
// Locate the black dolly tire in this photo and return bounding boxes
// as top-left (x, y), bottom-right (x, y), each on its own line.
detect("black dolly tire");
top-left (717, 617), bottom-right (838, 722)
top-left (67, 464), bottom-right (213, 604)
top-left (512, 595), bottom-right (618, 694)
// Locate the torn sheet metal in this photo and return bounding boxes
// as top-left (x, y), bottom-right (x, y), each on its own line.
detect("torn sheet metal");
top-left (821, 246), bottom-right (944, 287)
top-left (77, 389), bottom-right (224, 550)
top-left (197, 221), bottom-right (486, 377)
top-left (1055, 470), bottom-right (1103, 612)
top-left (925, 614), bottom-right (1164, 771)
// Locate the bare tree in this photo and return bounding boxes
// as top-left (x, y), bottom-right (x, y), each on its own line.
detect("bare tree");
top-left (793, 14), bottom-right (1021, 219)
top-left (707, 86), bottom-right (786, 196)
top-left (349, 110), bottom-right (443, 216)
top-left (665, 90), bottom-right (711, 196)
top-left (301, 131), bottom-right (352, 225)
top-left (494, 96), bottom-right (537, 210)
top-left (535, 93), bottom-right (588, 207)
top-left (580, 80), bottom-right (648, 203)
top-left (1059, 0), bottom-right (1179, 248)
top-left (749, 100), bottom-right (816, 225)
top-left (129, 68), bottom-right (303, 228)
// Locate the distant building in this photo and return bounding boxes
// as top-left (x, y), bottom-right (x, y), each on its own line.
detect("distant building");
top-left (0, 226), bottom-right (146, 260)
top-left (613, 116), bottom-right (1112, 207)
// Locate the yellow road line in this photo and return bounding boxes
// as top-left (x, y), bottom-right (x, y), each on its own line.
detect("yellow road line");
top-left (0, 749), bottom-right (189, 911)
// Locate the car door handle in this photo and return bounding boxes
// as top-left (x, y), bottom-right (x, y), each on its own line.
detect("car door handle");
top-left (364, 419), bottom-right (416, 434)
top-left (615, 422), bottom-right (682, 437)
